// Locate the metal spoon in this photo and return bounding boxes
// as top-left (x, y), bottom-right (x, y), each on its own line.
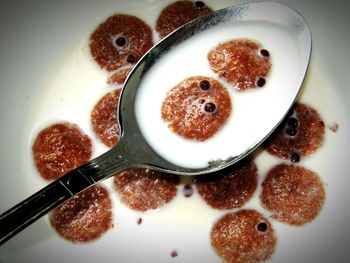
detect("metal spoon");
top-left (0, 1), bottom-right (311, 244)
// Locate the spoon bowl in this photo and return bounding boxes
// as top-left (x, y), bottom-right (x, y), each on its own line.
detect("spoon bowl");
top-left (0, 1), bottom-right (311, 244)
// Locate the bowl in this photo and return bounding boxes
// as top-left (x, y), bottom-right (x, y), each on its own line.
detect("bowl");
top-left (1, 0), bottom-right (349, 262)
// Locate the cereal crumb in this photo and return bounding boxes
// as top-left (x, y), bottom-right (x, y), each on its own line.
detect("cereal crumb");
top-left (170, 250), bottom-right (178, 258)
top-left (328, 122), bottom-right (339, 132)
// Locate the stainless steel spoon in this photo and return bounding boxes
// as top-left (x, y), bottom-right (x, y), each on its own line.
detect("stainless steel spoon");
top-left (0, 1), bottom-right (311, 244)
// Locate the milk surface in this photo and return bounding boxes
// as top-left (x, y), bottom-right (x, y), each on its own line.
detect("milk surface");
top-left (135, 21), bottom-right (302, 168)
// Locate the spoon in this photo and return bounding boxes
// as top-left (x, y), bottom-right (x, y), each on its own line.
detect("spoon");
top-left (0, 1), bottom-right (311, 244)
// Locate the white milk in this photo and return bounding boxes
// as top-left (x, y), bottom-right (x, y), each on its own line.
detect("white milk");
top-left (135, 21), bottom-right (302, 169)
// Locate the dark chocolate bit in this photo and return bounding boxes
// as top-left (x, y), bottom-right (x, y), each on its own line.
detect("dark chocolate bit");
top-left (195, 1), bottom-right (205, 9)
top-left (137, 217), bottom-right (142, 225)
top-left (204, 102), bottom-right (216, 113)
top-left (291, 152), bottom-right (300, 163)
top-left (171, 250), bottom-right (178, 258)
top-left (115, 36), bottom-right (126, 47)
top-left (257, 77), bottom-right (266, 87)
top-left (127, 54), bottom-right (136, 63)
top-left (287, 108), bottom-right (295, 117)
top-left (285, 128), bottom-right (297, 137)
top-left (200, 80), bottom-right (211, 90)
top-left (286, 117), bottom-right (298, 129)
top-left (260, 49), bottom-right (270, 57)
top-left (183, 184), bottom-right (194, 198)
top-left (256, 222), bottom-right (268, 232)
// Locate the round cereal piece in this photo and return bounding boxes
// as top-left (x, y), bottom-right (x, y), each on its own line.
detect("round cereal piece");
top-left (161, 76), bottom-right (231, 141)
top-left (195, 160), bottom-right (257, 209)
top-left (260, 163), bottom-right (325, 225)
top-left (265, 102), bottom-right (325, 161)
top-left (114, 168), bottom-right (179, 212)
top-left (156, 1), bottom-right (213, 39)
top-left (50, 185), bottom-right (113, 243)
top-left (211, 210), bottom-right (276, 263)
top-left (91, 88), bottom-right (121, 148)
top-left (107, 66), bottom-right (132, 85)
top-left (208, 39), bottom-right (272, 91)
top-left (32, 122), bottom-right (92, 180)
top-left (90, 14), bottom-right (153, 72)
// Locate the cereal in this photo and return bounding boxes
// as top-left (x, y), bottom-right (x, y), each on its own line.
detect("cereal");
top-left (195, 160), bottom-right (257, 209)
top-left (50, 185), bottom-right (112, 242)
top-left (265, 102), bottom-right (325, 161)
top-left (114, 168), bottom-right (178, 211)
top-left (161, 76), bottom-right (231, 141)
top-left (208, 39), bottom-right (271, 91)
top-left (211, 210), bottom-right (276, 263)
top-left (90, 14), bottom-right (153, 72)
top-left (32, 122), bottom-right (92, 180)
top-left (156, 1), bottom-right (213, 38)
top-left (91, 89), bottom-right (121, 147)
top-left (261, 163), bottom-right (325, 225)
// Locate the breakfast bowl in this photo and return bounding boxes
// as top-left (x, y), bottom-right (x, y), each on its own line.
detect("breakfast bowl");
top-left (0, 0), bottom-right (349, 262)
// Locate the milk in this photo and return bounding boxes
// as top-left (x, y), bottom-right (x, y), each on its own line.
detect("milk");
top-left (135, 21), bottom-right (302, 169)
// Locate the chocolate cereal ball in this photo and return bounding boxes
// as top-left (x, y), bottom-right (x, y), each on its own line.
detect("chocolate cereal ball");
top-left (50, 185), bottom-right (113, 243)
top-left (260, 163), bottom-right (325, 225)
top-left (161, 76), bottom-right (231, 141)
top-left (195, 160), bottom-right (257, 209)
top-left (91, 89), bottom-right (121, 148)
top-left (208, 39), bottom-right (271, 91)
top-left (265, 102), bottom-right (325, 162)
top-left (156, 1), bottom-right (213, 39)
top-left (32, 122), bottom-right (92, 180)
top-left (211, 210), bottom-right (276, 263)
top-left (114, 168), bottom-right (179, 212)
top-left (90, 14), bottom-right (153, 72)
top-left (107, 66), bottom-right (133, 85)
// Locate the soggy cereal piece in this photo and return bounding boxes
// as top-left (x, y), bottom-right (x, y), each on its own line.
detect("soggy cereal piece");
top-left (114, 168), bottom-right (179, 212)
top-left (260, 163), bottom-right (325, 225)
top-left (91, 88), bottom-right (121, 148)
top-left (208, 39), bottom-right (272, 91)
top-left (50, 185), bottom-right (113, 243)
top-left (156, 1), bottom-right (213, 38)
top-left (107, 66), bottom-right (132, 85)
top-left (195, 160), bottom-right (257, 209)
top-left (32, 122), bottom-right (92, 180)
top-left (265, 102), bottom-right (325, 162)
top-left (211, 210), bottom-right (276, 263)
top-left (90, 14), bottom-right (153, 72)
top-left (161, 76), bottom-right (231, 141)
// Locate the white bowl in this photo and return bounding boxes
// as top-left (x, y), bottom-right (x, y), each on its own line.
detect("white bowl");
top-left (1, 0), bottom-right (349, 262)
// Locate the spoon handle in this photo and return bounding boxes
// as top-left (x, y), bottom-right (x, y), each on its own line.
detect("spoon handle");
top-left (0, 141), bottom-right (133, 245)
